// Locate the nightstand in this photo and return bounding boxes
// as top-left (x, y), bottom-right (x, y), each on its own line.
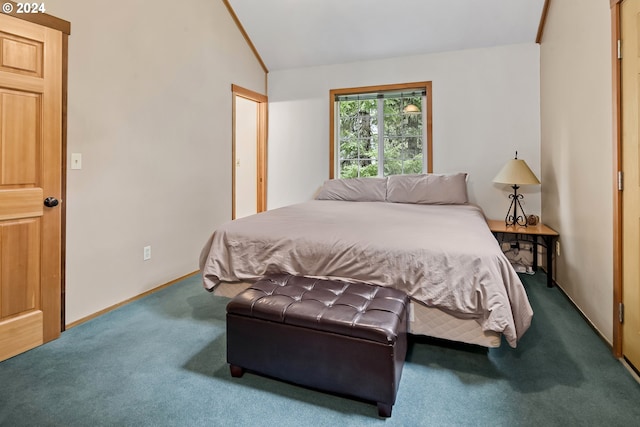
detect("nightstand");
top-left (487, 220), bottom-right (559, 287)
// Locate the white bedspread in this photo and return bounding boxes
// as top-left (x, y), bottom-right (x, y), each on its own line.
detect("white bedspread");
top-left (199, 200), bottom-right (533, 347)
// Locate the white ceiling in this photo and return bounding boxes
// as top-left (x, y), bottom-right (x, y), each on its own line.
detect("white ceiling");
top-left (227, 0), bottom-right (546, 71)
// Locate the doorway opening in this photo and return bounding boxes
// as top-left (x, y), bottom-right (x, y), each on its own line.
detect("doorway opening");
top-left (231, 84), bottom-right (267, 219)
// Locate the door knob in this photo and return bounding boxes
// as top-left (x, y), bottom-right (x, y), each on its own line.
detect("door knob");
top-left (44, 197), bottom-right (59, 208)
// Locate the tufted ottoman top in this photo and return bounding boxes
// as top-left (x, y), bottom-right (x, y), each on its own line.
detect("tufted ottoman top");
top-left (226, 274), bottom-right (408, 344)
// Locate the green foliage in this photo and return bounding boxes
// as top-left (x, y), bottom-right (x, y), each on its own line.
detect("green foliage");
top-left (338, 95), bottom-right (423, 178)
top-left (340, 161), bottom-right (378, 179)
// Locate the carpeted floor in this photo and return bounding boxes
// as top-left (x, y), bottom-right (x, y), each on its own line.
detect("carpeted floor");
top-left (1, 272), bottom-right (639, 426)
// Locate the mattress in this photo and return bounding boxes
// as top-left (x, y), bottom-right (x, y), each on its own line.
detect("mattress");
top-left (409, 300), bottom-right (501, 347)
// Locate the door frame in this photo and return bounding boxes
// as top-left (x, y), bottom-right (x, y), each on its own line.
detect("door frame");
top-left (231, 84), bottom-right (268, 219)
top-left (5, 5), bottom-right (70, 333)
top-left (612, 0), bottom-right (623, 358)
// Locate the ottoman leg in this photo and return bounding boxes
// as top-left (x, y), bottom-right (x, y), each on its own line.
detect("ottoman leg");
top-left (377, 402), bottom-right (392, 418)
top-left (229, 364), bottom-right (244, 378)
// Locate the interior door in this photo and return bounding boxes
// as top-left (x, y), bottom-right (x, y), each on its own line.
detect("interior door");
top-left (0, 14), bottom-right (62, 361)
top-left (622, 0), bottom-right (640, 372)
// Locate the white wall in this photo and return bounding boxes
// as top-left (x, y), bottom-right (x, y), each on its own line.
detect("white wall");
top-left (46, 0), bottom-right (265, 324)
top-left (540, 0), bottom-right (613, 342)
top-left (267, 44), bottom-right (541, 221)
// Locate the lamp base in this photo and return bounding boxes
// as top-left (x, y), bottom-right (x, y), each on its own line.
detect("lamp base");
top-left (504, 185), bottom-right (528, 227)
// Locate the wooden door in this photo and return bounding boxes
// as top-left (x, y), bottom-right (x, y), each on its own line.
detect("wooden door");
top-left (0, 14), bottom-right (62, 361)
top-left (622, 0), bottom-right (640, 371)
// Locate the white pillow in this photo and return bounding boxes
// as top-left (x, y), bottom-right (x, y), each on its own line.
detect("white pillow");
top-left (386, 173), bottom-right (469, 204)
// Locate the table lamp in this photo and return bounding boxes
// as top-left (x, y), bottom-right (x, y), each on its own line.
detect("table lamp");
top-left (493, 152), bottom-right (540, 226)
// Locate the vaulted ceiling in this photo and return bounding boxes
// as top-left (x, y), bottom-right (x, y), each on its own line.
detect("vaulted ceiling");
top-left (226, 0), bottom-right (548, 72)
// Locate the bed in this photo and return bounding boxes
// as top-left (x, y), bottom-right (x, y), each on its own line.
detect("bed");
top-left (199, 173), bottom-right (533, 348)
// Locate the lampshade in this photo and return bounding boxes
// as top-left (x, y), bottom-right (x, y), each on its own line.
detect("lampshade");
top-left (403, 104), bottom-right (420, 113)
top-left (493, 158), bottom-right (540, 185)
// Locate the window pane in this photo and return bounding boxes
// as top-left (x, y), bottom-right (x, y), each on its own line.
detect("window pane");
top-left (339, 100), bottom-right (359, 117)
top-left (339, 117), bottom-right (357, 139)
top-left (355, 112), bottom-right (373, 138)
top-left (358, 99), bottom-right (378, 116)
top-left (383, 137), bottom-right (406, 159)
top-left (404, 124), bottom-right (422, 137)
top-left (403, 154), bottom-right (423, 174)
top-left (358, 138), bottom-right (375, 159)
top-left (383, 158), bottom-right (403, 176)
top-left (405, 136), bottom-right (422, 156)
top-left (340, 139), bottom-right (375, 160)
top-left (383, 98), bottom-right (402, 116)
top-left (370, 115), bottom-right (379, 136)
top-left (339, 139), bottom-right (359, 160)
top-left (383, 101), bottom-right (403, 136)
top-left (383, 157), bottom-right (423, 176)
top-left (359, 160), bottom-right (378, 177)
top-left (339, 160), bottom-right (359, 179)
top-left (383, 136), bottom-right (423, 176)
top-left (338, 98), bottom-right (378, 179)
top-left (339, 159), bottom-right (379, 179)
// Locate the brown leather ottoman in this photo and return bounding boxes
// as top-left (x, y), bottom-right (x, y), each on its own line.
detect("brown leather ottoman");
top-left (226, 274), bottom-right (408, 417)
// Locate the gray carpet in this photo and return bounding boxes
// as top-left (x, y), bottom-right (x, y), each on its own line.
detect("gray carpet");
top-left (1, 272), bottom-right (639, 426)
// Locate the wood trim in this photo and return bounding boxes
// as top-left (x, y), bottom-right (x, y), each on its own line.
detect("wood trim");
top-left (330, 81), bottom-right (432, 97)
top-left (222, 0), bottom-right (268, 74)
top-left (425, 83), bottom-right (433, 173)
top-left (60, 33), bottom-right (68, 332)
top-left (329, 92), bottom-right (335, 178)
top-left (257, 101), bottom-right (268, 212)
top-left (232, 84), bottom-right (267, 103)
top-left (231, 93), bottom-right (237, 220)
top-left (2, 1), bottom-right (70, 34)
top-left (65, 271), bottom-right (200, 329)
top-left (536, 0), bottom-right (551, 44)
top-left (611, 0), bottom-right (623, 7)
top-left (611, 0), bottom-right (622, 358)
top-left (329, 81), bottom-right (433, 179)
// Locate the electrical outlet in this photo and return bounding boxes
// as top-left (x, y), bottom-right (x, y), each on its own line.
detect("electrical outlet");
top-left (556, 241), bottom-right (560, 257)
top-left (143, 245), bottom-right (151, 261)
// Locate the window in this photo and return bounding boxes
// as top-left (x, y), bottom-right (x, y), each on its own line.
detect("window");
top-left (329, 82), bottom-right (432, 179)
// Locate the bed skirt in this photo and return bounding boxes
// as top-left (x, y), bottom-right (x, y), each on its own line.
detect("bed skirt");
top-left (212, 281), bottom-right (501, 348)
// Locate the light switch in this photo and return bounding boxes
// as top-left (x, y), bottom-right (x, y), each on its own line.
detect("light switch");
top-left (71, 153), bottom-right (82, 170)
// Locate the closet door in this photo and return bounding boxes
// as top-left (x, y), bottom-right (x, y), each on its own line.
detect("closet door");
top-left (0, 14), bottom-right (63, 361)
